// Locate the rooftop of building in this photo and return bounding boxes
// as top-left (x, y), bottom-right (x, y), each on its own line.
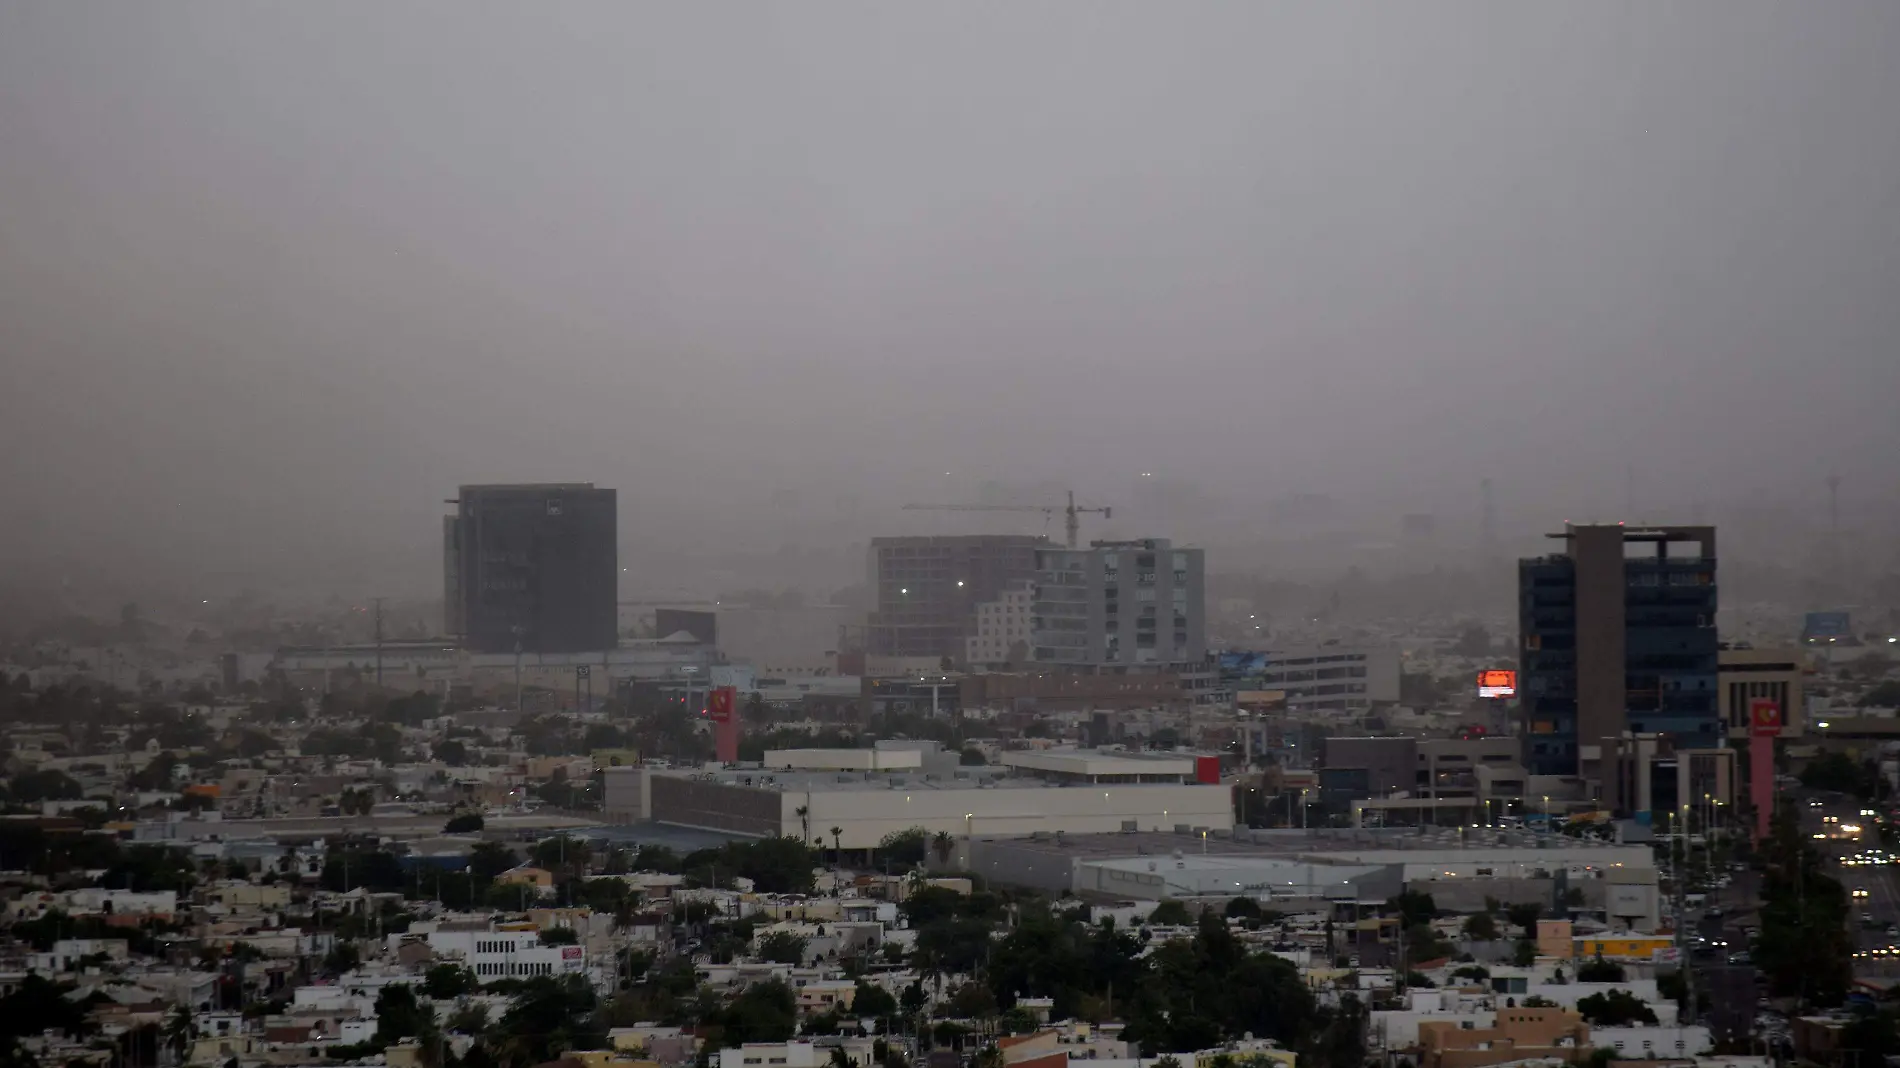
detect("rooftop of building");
top-left (999, 748), bottom-right (1203, 775)
top-left (658, 765), bottom-right (1222, 794)
top-left (967, 826), bottom-right (1655, 865)
top-left (457, 482), bottom-right (601, 492)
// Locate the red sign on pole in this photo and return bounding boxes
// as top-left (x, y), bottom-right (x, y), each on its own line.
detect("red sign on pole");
top-left (711, 685), bottom-right (740, 764)
top-left (708, 686), bottom-right (735, 724)
top-left (1749, 697), bottom-right (1782, 737)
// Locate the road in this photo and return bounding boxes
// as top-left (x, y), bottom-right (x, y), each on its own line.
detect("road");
top-left (1684, 848), bottom-right (1759, 1046)
top-left (1658, 787), bottom-right (1898, 1053)
top-left (1795, 790), bottom-right (1900, 975)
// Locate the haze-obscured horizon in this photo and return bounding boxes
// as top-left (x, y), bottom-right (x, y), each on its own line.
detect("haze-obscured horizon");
top-left (4, 3), bottom-right (1897, 611)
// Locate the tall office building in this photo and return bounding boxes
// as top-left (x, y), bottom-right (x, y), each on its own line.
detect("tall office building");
top-left (866, 535), bottom-right (1043, 659)
top-left (1518, 524), bottom-right (1719, 780)
top-left (1031, 538), bottom-right (1206, 667)
top-left (444, 483), bottom-right (618, 654)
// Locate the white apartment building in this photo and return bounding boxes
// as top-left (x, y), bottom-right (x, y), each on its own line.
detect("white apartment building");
top-left (967, 581), bottom-right (1034, 665)
top-left (418, 926), bottom-right (585, 983)
top-left (719, 1042), bottom-right (820, 1068)
top-left (1246, 644), bottom-right (1400, 713)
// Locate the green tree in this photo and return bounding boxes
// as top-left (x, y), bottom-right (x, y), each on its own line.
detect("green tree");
top-left (446, 1002), bottom-right (489, 1035)
top-left (1505, 902), bottom-right (1543, 938)
top-left (948, 982), bottom-right (998, 1020)
top-left (878, 827), bottom-right (928, 866)
top-left (421, 964), bottom-right (479, 1000)
top-left (714, 978), bottom-right (797, 1045)
top-left (1576, 989), bottom-right (1658, 1027)
top-left (164, 1003), bottom-right (197, 1063)
top-left (531, 834), bottom-right (591, 875)
top-left (1149, 899), bottom-right (1193, 926)
top-left (444, 813), bottom-right (484, 834)
top-left (1802, 751), bottom-right (1883, 798)
top-left (468, 841), bottom-right (519, 880)
top-left (1575, 957), bottom-right (1625, 983)
top-left (1404, 924), bottom-right (1453, 964)
top-left (1841, 1008), bottom-right (1900, 1063)
top-left (853, 981), bottom-right (898, 1020)
top-left (374, 984), bottom-right (430, 1046)
top-left (758, 931), bottom-right (807, 965)
top-left (1755, 805), bottom-right (1853, 1005)
top-left (8, 769), bottom-right (82, 803)
top-left (323, 942), bottom-right (361, 976)
top-left (1387, 891), bottom-right (1437, 928)
top-left (490, 975), bottom-right (602, 1067)
top-left (1461, 912), bottom-right (1499, 941)
top-left (932, 831), bottom-right (957, 865)
top-left (1308, 993), bottom-right (1368, 1068)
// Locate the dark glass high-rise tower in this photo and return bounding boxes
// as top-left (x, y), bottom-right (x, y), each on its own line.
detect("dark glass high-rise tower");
top-left (1519, 524), bottom-right (1720, 779)
top-left (444, 483), bottom-right (617, 653)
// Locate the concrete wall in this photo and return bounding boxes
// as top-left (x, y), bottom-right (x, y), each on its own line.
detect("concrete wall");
top-left (787, 783), bottom-right (1233, 851)
top-left (649, 775), bottom-right (782, 838)
top-left (1572, 525), bottom-right (1629, 770)
top-left (601, 767), bottom-right (650, 824)
top-left (962, 839), bottom-right (1081, 894)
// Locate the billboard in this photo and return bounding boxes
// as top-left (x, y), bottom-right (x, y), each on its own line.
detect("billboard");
top-left (1217, 652), bottom-right (1270, 681)
top-left (1749, 697), bottom-right (1783, 738)
top-left (707, 686), bottom-right (736, 724)
top-left (1477, 669), bottom-right (1517, 698)
top-left (1803, 611), bottom-right (1851, 640)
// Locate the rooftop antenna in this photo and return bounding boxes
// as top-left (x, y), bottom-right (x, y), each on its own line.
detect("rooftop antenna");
top-left (372, 597), bottom-right (385, 688)
top-left (1479, 478), bottom-right (1497, 567)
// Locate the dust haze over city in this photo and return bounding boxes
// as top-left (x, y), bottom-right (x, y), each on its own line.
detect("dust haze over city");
top-left (13, 3), bottom-right (1900, 1055)
top-left (3, 2), bottom-right (1898, 636)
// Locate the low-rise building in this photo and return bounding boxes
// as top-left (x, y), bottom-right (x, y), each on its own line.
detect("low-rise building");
top-left (414, 924), bottom-right (586, 983)
top-left (1417, 1007), bottom-right (1589, 1068)
top-left (718, 1041), bottom-right (821, 1068)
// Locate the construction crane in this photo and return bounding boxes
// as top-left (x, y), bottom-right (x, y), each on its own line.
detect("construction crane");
top-left (902, 490), bottom-right (1111, 548)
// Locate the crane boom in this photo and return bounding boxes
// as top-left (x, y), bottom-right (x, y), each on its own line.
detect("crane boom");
top-left (901, 490), bottom-right (1110, 548)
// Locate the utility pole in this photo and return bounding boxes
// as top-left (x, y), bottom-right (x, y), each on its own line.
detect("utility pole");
top-left (512, 625), bottom-right (526, 715)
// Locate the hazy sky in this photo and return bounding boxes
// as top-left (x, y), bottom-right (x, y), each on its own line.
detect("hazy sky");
top-left (3, 3), bottom-right (1897, 596)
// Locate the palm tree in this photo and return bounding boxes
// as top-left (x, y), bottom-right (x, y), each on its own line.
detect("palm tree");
top-left (796, 805), bottom-right (811, 846)
top-left (932, 831), bottom-right (956, 867)
top-left (164, 1003), bottom-right (197, 1063)
top-left (830, 827), bottom-right (843, 864)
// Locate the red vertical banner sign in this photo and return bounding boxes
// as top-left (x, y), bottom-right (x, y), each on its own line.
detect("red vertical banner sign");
top-left (710, 685), bottom-right (740, 763)
top-left (1749, 698), bottom-right (1782, 842)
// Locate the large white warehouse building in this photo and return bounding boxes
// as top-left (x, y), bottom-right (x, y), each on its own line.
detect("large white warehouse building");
top-left (606, 748), bottom-right (1233, 850)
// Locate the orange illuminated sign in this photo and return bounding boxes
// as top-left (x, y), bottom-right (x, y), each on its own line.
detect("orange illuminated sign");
top-left (1477, 670), bottom-right (1517, 698)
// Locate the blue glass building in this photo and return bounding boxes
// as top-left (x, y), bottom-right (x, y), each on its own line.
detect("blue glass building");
top-left (1519, 525), bottom-right (1720, 780)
